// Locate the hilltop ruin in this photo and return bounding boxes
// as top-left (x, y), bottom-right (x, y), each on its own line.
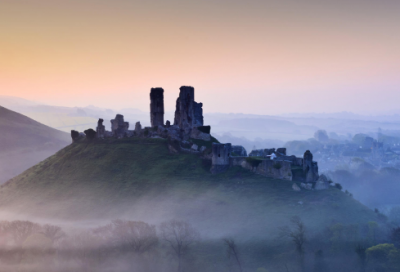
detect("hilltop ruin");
top-left (71, 86), bottom-right (324, 189)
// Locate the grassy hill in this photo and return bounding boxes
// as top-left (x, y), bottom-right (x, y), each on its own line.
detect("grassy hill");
top-left (0, 106), bottom-right (70, 183)
top-left (0, 137), bottom-right (380, 239)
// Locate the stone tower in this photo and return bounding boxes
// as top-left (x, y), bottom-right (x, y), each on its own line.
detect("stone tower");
top-left (96, 118), bottom-right (105, 138)
top-left (303, 150), bottom-right (319, 182)
top-left (210, 143), bottom-right (232, 174)
top-left (174, 86), bottom-right (204, 135)
top-left (150, 88), bottom-right (164, 127)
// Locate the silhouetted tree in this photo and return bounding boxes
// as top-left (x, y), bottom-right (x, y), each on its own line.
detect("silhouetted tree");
top-left (111, 220), bottom-right (158, 254)
top-left (160, 219), bottom-right (200, 272)
top-left (223, 238), bottom-right (243, 272)
top-left (7, 220), bottom-right (41, 246)
top-left (42, 224), bottom-right (66, 245)
top-left (279, 216), bottom-right (307, 272)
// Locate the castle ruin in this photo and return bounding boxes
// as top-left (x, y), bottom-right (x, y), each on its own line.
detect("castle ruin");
top-left (72, 85), bottom-right (321, 186)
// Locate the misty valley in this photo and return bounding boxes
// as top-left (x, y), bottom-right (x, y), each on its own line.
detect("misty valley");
top-left (1, 86), bottom-right (400, 272)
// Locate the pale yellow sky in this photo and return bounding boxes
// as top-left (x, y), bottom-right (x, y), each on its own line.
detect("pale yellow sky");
top-left (1, 0), bottom-right (399, 114)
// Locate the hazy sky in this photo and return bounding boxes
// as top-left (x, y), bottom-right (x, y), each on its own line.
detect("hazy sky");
top-left (1, 0), bottom-right (399, 114)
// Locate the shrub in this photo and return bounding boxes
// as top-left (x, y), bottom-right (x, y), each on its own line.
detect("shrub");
top-left (335, 183), bottom-right (343, 190)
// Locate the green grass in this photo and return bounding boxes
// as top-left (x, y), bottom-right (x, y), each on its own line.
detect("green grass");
top-left (0, 137), bottom-right (380, 238)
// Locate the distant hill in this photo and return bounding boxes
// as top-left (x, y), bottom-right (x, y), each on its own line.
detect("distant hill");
top-left (0, 106), bottom-right (70, 183)
top-left (0, 137), bottom-right (380, 238)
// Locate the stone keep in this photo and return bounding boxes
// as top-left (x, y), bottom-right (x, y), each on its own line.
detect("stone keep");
top-left (303, 150), bottom-right (319, 182)
top-left (111, 114), bottom-right (129, 137)
top-left (174, 86), bottom-right (204, 135)
top-left (211, 143), bottom-right (232, 174)
top-left (150, 88), bottom-right (164, 127)
top-left (96, 118), bottom-right (105, 138)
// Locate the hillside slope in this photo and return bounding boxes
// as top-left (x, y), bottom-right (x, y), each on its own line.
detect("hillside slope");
top-left (0, 137), bottom-right (380, 238)
top-left (0, 106), bottom-right (70, 183)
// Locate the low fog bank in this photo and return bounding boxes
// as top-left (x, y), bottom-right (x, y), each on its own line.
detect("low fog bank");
top-left (0, 176), bottom-right (397, 272)
top-left (0, 210), bottom-right (399, 272)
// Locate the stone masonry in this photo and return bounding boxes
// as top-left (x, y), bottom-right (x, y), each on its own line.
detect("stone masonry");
top-left (150, 88), bottom-right (164, 127)
top-left (111, 114), bottom-right (129, 138)
top-left (174, 86), bottom-right (204, 136)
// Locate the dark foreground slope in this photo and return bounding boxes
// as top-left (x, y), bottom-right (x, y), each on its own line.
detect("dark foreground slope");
top-left (0, 106), bottom-right (70, 183)
top-left (0, 137), bottom-right (379, 238)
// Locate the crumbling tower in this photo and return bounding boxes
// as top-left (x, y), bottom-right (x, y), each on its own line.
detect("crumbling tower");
top-left (150, 88), bottom-right (164, 127)
top-left (174, 86), bottom-right (204, 135)
top-left (303, 150), bottom-right (319, 182)
top-left (96, 118), bottom-right (105, 138)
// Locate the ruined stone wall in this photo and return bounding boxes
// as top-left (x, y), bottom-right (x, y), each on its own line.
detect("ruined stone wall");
top-left (255, 160), bottom-right (292, 181)
top-left (229, 157), bottom-right (293, 181)
top-left (150, 88), bottom-right (164, 127)
top-left (111, 114), bottom-right (129, 138)
top-left (211, 143), bottom-right (232, 174)
top-left (230, 156), bottom-right (247, 167)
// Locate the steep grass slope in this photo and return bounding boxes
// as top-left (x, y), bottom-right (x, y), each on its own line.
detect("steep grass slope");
top-left (0, 137), bottom-right (380, 238)
top-left (0, 106), bottom-right (70, 152)
top-left (0, 106), bottom-right (70, 183)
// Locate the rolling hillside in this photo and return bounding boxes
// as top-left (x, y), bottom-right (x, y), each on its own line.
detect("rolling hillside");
top-left (0, 106), bottom-right (70, 183)
top-left (0, 137), bottom-right (380, 239)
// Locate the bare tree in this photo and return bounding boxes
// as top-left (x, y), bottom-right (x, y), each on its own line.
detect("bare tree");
top-left (7, 220), bottom-right (41, 246)
top-left (223, 238), bottom-right (243, 272)
top-left (279, 216), bottom-right (307, 272)
top-left (111, 220), bottom-right (158, 254)
top-left (160, 219), bottom-right (200, 272)
top-left (42, 224), bottom-right (66, 245)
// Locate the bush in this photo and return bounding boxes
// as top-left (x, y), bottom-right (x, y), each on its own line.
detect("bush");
top-left (335, 183), bottom-right (343, 190)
